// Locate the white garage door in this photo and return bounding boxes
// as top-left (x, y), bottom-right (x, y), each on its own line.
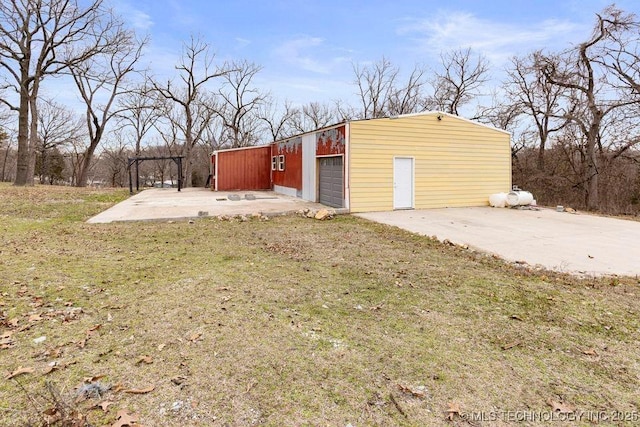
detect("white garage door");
top-left (319, 156), bottom-right (343, 208)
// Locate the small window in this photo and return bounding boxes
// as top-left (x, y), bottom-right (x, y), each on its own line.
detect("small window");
top-left (278, 155), bottom-right (285, 171)
top-left (271, 156), bottom-right (277, 171)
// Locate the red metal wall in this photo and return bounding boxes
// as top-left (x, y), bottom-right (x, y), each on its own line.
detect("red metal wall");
top-left (216, 146), bottom-right (271, 191)
top-left (272, 137), bottom-right (302, 190)
top-left (317, 125), bottom-right (346, 156)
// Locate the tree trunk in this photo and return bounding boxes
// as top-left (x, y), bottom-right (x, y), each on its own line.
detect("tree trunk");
top-left (27, 94), bottom-right (39, 184)
top-left (585, 149), bottom-right (599, 210)
top-left (77, 131), bottom-right (102, 187)
top-left (77, 151), bottom-right (92, 187)
top-left (183, 111), bottom-right (193, 187)
top-left (1, 145), bottom-right (10, 181)
top-left (182, 144), bottom-right (192, 187)
top-left (14, 66), bottom-right (31, 186)
top-left (537, 134), bottom-right (546, 171)
top-left (584, 123), bottom-right (600, 210)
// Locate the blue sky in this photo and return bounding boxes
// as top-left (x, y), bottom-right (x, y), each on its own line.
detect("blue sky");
top-left (90, 0), bottom-right (640, 108)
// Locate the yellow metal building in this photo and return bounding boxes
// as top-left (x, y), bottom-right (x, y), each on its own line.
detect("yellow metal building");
top-left (212, 111), bottom-right (512, 212)
top-left (346, 112), bottom-right (512, 212)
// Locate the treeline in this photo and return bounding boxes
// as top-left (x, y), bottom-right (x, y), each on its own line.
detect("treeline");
top-left (0, 2), bottom-right (639, 213)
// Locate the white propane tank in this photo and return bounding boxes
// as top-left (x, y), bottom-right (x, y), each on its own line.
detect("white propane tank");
top-left (506, 191), bottom-right (534, 206)
top-left (489, 192), bottom-right (508, 208)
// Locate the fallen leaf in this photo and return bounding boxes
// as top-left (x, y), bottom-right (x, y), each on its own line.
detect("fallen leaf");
top-left (76, 338), bottom-right (87, 349)
top-left (43, 365), bottom-right (60, 375)
top-left (112, 383), bottom-right (125, 393)
top-left (510, 314), bottom-right (524, 321)
top-left (112, 409), bottom-right (139, 427)
top-left (0, 335), bottom-right (15, 349)
top-left (17, 323), bottom-right (33, 332)
top-left (188, 332), bottom-right (202, 342)
top-left (548, 399), bottom-right (575, 414)
top-left (47, 347), bottom-right (63, 358)
top-left (87, 324), bottom-right (102, 333)
top-left (124, 385), bottom-right (154, 394)
top-left (136, 355), bottom-right (153, 365)
top-left (84, 374), bottom-right (106, 383)
top-left (28, 313), bottom-right (43, 322)
top-left (107, 313), bottom-right (113, 322)
top-left (396, 384), bottom-right (426, 398)
top-left (8, 318), bottom-right (19, 327)
top-left (43, 407), bottom-right (62, 424)
top-left (446, 402), bottom-right (460, 421)
top-left (6, 366), bottom-right (35, 380)
top-left (582, 348), bottom-right (598, 356)
top-left (171, 376), bottom-right (187, 386)
top-left (157, 343), bottom-right (166, 351)
top-left (502, 341), bottom-right (521, 350)
top-left (94, 400), bottom-right (114, 412)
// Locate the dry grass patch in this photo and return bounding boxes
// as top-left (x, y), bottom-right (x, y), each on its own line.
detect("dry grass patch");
top-left (0, 183), bottom-right (639, 426)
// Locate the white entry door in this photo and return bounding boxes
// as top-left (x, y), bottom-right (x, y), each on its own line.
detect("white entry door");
top-left (393, 157), bottom-right (414, 209)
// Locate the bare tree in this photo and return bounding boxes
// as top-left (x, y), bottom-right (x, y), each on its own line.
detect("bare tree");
top-left (216, 60), bottom-right (266, 148)
top-left (504, 52), bottom-right (568, 170)
top-left (69, 19), bottom-right (144, 187)
top-left (116, 79), bottom-right (163, 156)
top-left (291, 102), bottom-right (337, 134)
top-left (428, 48), bottom-right (490, 115)
top-left (333, 99), bottom-right (358, 122)
top-left (151, 36), bottom-right (229, 187)
top-left (387, 66), bottom-right (427, 116)
top-left (352, 57), bottom-right (427, 118)
top-left (0, 125), bottom-right (12, 181)
top-left (99, 132), bottom-right (131, 187)
top-left (538, 5), bottom-right (640, 210)
top-left (258, 98), bottom-right (298, 141)
top-left (0, 0), bottom-right (115, 185)
top-left (36, 99), bottom-right (83, 183)
top-left (353, 57), bottom-right (398, 119)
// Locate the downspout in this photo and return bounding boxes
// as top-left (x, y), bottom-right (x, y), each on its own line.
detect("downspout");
top-left (214, 152), bottom-right (219, 191)
top-left (344, 122), bottom-right (351, 211)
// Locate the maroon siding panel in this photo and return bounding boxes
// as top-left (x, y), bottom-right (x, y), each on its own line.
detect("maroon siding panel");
top-left (217, 146), bottom-right (271, 190)
top-left (272, 138), bottom-right (302, 190)
top-left (317, 125), bottom-right (346, 156)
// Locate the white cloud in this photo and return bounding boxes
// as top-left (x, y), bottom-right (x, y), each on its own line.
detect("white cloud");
top-left (398, 11), bottom-right (585, 66)
top-left (129, 10), bottom-right (154, 31)
top-left (273, 36), bottom-right (331, 74)
top-left (257, 74), bottom-right (355, 106)
top-left (166, 0), bottom-right (198, 27)
top-left (235, 38), bottom-right (251, 49)
top-left (112, 0), bottom-right (153, 31)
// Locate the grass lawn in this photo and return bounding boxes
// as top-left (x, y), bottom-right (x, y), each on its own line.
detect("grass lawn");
top-left (1, 183), bottom-right (639, 426)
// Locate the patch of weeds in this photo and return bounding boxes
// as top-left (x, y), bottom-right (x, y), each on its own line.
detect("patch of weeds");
top-left (7, 380), bottom-right (91, 426)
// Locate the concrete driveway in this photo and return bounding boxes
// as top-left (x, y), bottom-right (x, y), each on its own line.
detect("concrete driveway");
top-left (357, 207), bottom-right (640, 277)
top-left (87, 188), bottom-right (333, 224)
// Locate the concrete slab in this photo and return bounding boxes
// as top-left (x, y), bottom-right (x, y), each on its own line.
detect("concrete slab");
top-left (87, 188), bottom-right (334, 224)
top-left (357, 207), bottom-right (640, 277)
